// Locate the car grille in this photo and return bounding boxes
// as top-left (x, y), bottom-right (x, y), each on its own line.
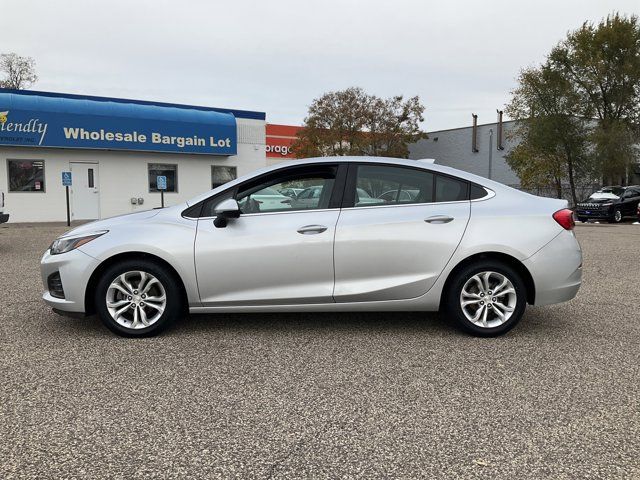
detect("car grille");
top-left (47, 272), bottom-right (65, 299)
top-left (577, 203), bottom-right (608, 210)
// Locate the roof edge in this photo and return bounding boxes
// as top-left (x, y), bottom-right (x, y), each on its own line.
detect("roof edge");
top-left (0, 88), bottom-right (266, 121)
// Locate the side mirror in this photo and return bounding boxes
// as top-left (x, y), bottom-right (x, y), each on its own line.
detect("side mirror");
top-left (213, 198), bottom-right (240, 228)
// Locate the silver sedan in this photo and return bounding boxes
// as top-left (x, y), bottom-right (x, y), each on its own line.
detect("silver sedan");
top-left (41, 157), bottom-right (582, 337)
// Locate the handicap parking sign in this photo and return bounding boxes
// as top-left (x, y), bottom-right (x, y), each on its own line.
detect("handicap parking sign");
top-left (62, 171), bottom-right (72, 187)
top-left (157, 175), bottom-right (167, 190)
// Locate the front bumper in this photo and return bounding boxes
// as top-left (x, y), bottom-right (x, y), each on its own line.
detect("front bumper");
top-left (575, 208), bottom-right (612, 219)
top-left (523, 230), bottom-right (582, 306)
top-left (0, 213), bottom-right (8, 223)
top-left (40, 248), bottom-right (100, 313)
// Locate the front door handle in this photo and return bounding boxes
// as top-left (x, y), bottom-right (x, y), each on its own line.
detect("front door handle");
top-left (424, 215), bottom-right (454, 224)
top-left (297, 224), bottom-right (328, 235)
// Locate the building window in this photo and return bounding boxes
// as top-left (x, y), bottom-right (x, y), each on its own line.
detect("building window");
top-left (7, 159), bottom-right (45, 192)
top-left (148, 164), bottom-right (177, 192)
top-left (212, 166), bottom-right (237, 189)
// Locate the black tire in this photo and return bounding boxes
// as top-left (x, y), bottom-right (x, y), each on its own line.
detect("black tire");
top-left (577, 216), bottom-right (587, 223)
top-left (443, 260), bottom-right (527, 337)
top-left (95, 259), bottom-right (182, 337)
top-left (608, 209), bottom-right (622, 223)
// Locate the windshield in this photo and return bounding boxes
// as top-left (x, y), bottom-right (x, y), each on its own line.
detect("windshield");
top-left (587, 186), bottom-right (623, 200)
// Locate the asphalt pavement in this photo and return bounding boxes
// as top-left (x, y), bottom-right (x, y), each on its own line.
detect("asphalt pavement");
top-left (1, 222), bottom-right (639, 479)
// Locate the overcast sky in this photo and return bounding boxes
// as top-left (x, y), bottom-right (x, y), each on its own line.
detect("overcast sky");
top-left (3, 0), bottom-right (638, 131)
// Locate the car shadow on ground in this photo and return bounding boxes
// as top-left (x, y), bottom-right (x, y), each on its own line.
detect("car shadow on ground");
top-left (45, 305), bottom-right (573, 340)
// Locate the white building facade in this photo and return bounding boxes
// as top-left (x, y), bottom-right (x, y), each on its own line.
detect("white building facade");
top-left (0, 89), bottom-right (267, 223)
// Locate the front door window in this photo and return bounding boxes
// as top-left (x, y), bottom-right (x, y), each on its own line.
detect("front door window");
top-left (235, 165), bottom-right (337, 214)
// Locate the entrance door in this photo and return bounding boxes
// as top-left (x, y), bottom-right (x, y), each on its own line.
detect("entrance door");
top-left (70, 162), bottom-right (100, 220)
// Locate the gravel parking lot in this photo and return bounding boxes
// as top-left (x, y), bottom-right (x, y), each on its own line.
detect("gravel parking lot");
top-left (1, 222), bottom-right (639, 479)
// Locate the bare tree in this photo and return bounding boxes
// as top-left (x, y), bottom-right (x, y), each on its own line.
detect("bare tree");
top-left (0, 53), bottom-right (38, 89)
top-left (291, 87), bottom-right (426, 159)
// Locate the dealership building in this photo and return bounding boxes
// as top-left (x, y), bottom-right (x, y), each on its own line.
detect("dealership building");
top-left (0, 89), bottom-right (268, 223)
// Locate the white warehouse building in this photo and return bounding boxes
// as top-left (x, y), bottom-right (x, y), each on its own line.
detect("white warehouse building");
top-left (0, 89), bottom-right (267, 223)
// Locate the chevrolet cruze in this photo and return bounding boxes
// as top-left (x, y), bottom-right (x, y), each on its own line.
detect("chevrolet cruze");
top-left (41, 157), bottom-right (582, 337)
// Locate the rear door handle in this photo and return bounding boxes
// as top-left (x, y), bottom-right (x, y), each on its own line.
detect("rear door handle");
top-left (424, 215), bottom-right (454, 224)
top-left (297, 224), bottom-right (328, 235)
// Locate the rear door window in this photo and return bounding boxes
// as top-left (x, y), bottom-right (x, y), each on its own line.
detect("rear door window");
top-left (352, 165), bottom-right (434, 206)
top-left (435, 175), bottom-right (469, 202)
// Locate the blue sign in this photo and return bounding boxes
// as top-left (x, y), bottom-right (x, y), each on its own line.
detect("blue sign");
top-left (62, 171), bottom-right (72, 187)
top-left (0, 91), bottom-right (238, 155)
top-left (157, 175), bottom-right (167, 191)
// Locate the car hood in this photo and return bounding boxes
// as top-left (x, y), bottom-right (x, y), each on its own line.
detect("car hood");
top-left (577, 197), bottom-right (617, 205)
top-left (585, 192), bottom-right (619, 201)
top-left (60, 209), bottom-right (162, 238)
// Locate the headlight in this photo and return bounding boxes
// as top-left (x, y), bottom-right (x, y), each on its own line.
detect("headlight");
top-left (49, 231), bottom-right (108, 255)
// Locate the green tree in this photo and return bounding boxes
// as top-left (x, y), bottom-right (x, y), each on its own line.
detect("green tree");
top-left (292, 87), bottom-right (426, 159)
top-left (549, 13), bottom-right (640, 184)
top-left (0, 53), bottom-right (38, 89)
top-left (506, 65), bottom-right (592, 205)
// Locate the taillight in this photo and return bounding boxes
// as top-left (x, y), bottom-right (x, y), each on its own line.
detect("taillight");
top-left (553, 209), bottom-right (575, 230)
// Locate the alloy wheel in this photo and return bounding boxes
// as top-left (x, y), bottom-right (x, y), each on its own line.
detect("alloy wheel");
top-left (614, 210), bottom-right (622, 222)
top-left (106, 271), bottom-right (167, 329)
top-left (460, 271), bottom-right (517, 328)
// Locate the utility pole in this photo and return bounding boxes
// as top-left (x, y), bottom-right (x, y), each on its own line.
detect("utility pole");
top-left (488, 129), bottom-right (493, 180)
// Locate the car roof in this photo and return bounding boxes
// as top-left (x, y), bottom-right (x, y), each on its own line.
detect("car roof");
top-left (269, 156), bottom-right (506, 185)
top-left (186, 156), bottom-right (514, 206)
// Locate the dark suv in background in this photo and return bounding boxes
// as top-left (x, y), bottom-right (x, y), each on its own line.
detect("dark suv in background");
top-left (575, 186), bottom-right (640, 223)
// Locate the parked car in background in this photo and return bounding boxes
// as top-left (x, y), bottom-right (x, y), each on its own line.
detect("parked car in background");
top-left (355, 188), bottom-right (386, 206)
top-left (41, 157), bottom-right (582, 338)
top-left (0, 191), bottom-right (8, 224)
top-left (237, 186), bottom-right (292, 213)
top-left (575, 186), bottom-right (640, 223)
top-left (378, 189), bottom-right (419, 203)
top-left (279, 187), bottom-right (304, 198)
top-left (291, 185), bottom-right (324, 209)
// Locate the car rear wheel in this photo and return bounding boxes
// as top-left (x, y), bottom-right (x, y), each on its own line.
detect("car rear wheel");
top-left (95, 259), bottom-right (182, 337)
top-left (444, 261), bottom-right (527, 337)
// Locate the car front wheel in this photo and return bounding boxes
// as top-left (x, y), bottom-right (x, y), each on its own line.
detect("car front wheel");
top-left (95, 259), bottom-right (182, 337)
top-left (444, 261), bottom-right (527, 337)
top-left (609, 209), bottom-right (622, 223)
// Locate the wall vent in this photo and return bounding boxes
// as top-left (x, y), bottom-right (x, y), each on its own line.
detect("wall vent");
top-left (496, 110), bottom-right (504, 150)
top-left (471, 114), bottom-right (479, 153)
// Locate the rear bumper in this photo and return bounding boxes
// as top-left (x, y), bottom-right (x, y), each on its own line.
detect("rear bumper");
top-left (523, 230), bottom-right (582, 306)
top-left (0, 213), bottom-right (8, 223)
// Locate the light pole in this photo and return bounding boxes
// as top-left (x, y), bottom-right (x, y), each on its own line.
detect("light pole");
top-left (488, 129), bottom-right (494, 180)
